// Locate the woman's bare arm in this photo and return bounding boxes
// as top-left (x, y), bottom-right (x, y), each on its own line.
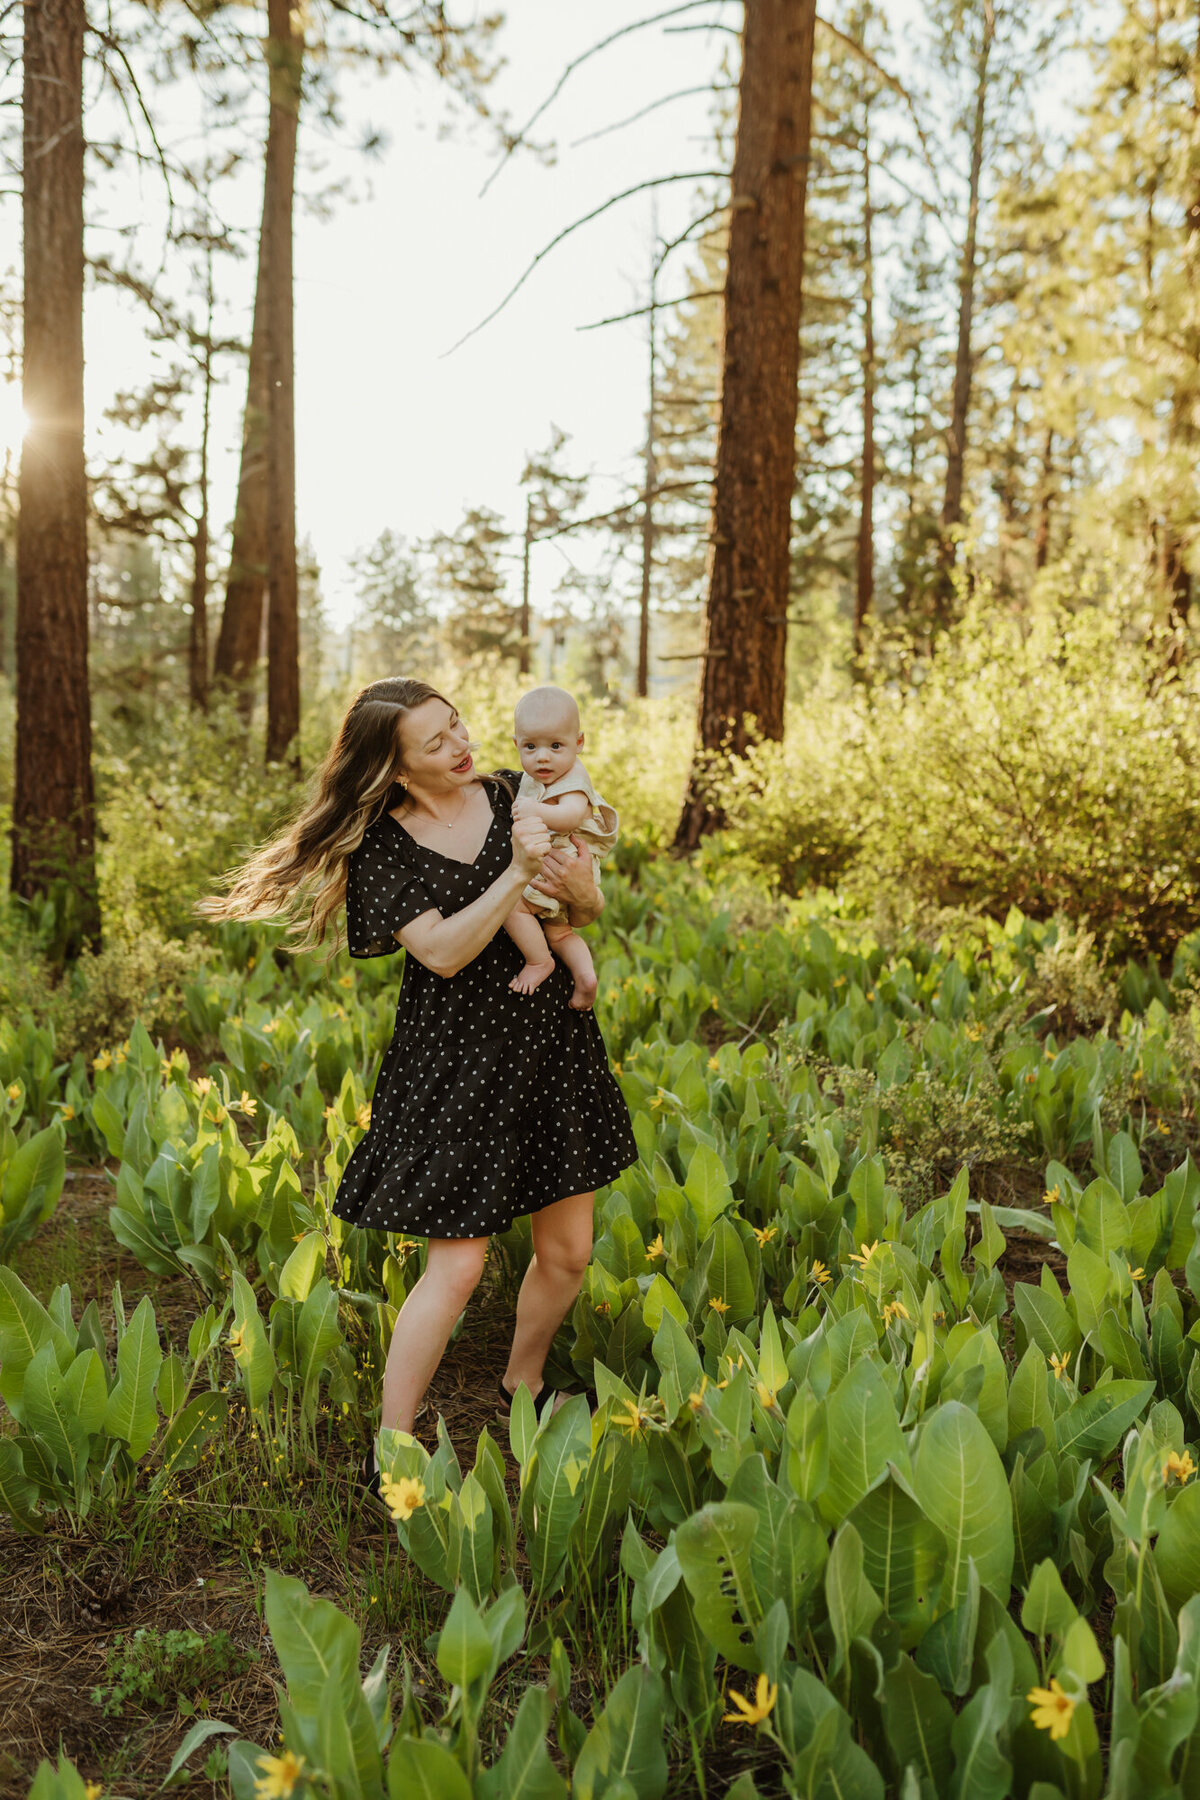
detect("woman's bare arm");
top-left (396, 815), bottom-right (550, 978)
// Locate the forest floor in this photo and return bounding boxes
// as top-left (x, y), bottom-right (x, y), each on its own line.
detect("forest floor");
top-left (0, 1165), bottom-right (1064, 1800)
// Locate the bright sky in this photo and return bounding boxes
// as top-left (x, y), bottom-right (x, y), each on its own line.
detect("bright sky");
top-left (0, 1), bottom-right (739, 628)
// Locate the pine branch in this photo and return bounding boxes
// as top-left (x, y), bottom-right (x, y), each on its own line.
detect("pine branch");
top-left (442, 170), bottom-right (727, 354)
top-left (578, 288), bottom-right (725, 331)
top-left (479, 1), bottom-right (734, 197)
top-left (570, 82), bottom-right (733, 148)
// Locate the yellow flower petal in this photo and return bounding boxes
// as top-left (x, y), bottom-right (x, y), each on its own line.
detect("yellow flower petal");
top-left (1027, 1678), bottom-right (1075, 1741)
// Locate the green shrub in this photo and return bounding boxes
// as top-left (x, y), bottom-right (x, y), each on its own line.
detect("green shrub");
top-left (713, 600), bottom-right (1200, 955)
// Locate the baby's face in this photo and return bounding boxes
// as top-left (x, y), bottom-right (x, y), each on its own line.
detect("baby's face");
top-left (514, 711), bottom-right (583, 785)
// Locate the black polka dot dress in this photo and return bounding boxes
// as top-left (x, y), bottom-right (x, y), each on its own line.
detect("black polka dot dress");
top-left (332, 774), bottom-right (638, 1238)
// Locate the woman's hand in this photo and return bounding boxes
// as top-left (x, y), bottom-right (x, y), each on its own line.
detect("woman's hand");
top-left (530, 834), bottom-right (603, 924)
top-left (510, 811), bottom-right (552, 880)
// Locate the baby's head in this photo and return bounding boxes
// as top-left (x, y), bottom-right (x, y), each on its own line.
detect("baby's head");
top-left (514, 685), bottom-right (584, 786)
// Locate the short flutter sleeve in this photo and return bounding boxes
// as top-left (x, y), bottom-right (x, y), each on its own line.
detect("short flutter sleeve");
top-left (345, 822), bottom-right (435, 958)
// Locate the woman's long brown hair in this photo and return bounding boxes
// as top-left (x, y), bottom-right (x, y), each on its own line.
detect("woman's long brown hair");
top-left (197, 677), bottom-right (451, 955)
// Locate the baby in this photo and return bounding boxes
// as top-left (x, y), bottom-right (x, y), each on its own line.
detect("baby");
top-left (504, 685), bottom-right (618, 1010)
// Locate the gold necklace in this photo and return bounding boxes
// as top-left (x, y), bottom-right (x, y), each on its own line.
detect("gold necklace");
top-left (442, 785), bottom-right (469, 829)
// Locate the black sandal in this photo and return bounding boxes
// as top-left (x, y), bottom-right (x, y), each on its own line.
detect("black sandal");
top-left (356, 1446), bottom-right (387, 1519)
top-left (496, 1375), bottom-right (545, 1414)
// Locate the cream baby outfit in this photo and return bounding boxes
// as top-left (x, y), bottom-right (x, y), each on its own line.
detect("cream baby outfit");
top-left (518, 762), bottom-right (618, 918)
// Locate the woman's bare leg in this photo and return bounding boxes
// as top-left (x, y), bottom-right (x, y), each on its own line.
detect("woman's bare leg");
top-left (380, 1236), bottom-right (489, 1432)
top-left (502, 1190), bottom-right (594, 1401)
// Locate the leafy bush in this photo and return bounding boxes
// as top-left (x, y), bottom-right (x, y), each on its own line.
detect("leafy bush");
top-left (714, 600), bottom-right (1200, 954)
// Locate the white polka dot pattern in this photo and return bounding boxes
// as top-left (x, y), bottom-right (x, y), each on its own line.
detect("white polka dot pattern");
top-left (333, 773), bottom-right (638, 1237)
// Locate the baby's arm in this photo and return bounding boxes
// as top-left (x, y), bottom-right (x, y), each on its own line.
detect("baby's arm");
top-left (513, 789), bottom-right (592, 833)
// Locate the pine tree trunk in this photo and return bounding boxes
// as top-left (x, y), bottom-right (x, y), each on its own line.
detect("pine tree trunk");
top-left (854, 129), bottom-right (876, 662)
top-left (674, 0), bottom-right (816, 851)
top-left (637, 289), bottom-right (658, 700)
top-left (1033, 427), bottom-right (1054, 570)
top-left (263, 0), bottom-right (302, 767)
top-left (189, 257), bottom-right (215, 711)
top-left (936, 0), bottom-right (994, 614)
top-left (214, 185), bottom-right (270, 697)
top-left (13, 0), bottom-right (99, 953)
top-left (519, 498), bottom-right (532, 676)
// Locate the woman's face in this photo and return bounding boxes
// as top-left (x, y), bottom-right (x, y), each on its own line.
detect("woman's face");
top-left (396, 697), bottom-right (474, 790)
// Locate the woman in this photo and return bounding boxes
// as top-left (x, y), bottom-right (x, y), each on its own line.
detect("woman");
top-left (202, 677), bottom-right (637, 1495)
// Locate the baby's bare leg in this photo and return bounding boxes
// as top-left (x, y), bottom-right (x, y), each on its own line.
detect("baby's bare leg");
top-left (544, 923), bottom-right (598, 1012)
top-left (504, 899), bottom-right (557, 994)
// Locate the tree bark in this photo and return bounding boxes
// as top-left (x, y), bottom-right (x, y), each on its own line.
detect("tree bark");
top-left (263, 0), bottom-right (302, 766)
top-left (638, 245), bottom-right (659, 699)
top-left (519, 495), bottom-right (532, 676)
top-left (214, 179), bottom-right (270, 697)
top-left (935, 0), bottom-right (994, 614)
top-left (189, 240), bottom-right (215, 711)
top-left (13, 0), bottom-right (99, 953)
top-left (1033, 426), bottom-right (1054, 571)
top-left (674, 0), bottom-right (816, 850)
top-left (853, 125), bottom-right (876, 662)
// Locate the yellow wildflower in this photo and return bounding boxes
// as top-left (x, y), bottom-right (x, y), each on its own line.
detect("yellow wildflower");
top-left (882, 1299), bottom-right (910, 1327)
top-left (1027, 1678), bottom-right (1075, 1742)
top-left (93, 1051), bottom-right (112, 1072)
top-left (708, 1055), bottom-right (720, 1071)
top-left (649, 1088), bottom-right (668, 1110)
top-left (688, 1374), bottom-right (711, 1410)
top-left (611, 1059), bottom-right (622, 1075)
top-left (193, 1076), bottom-right (213, 1095)
top-left (645, 1234), bottom-right (665, 1261)
top-left (1165, 1449), bottom-right (1197, 1485)
top-left (228, 1325), bottom-right (246, 1351)
top-left (965, 1023), bottom-right (982, 1041)
top-left (253, 1749), bottom-right (306, 1798)
top-left (378, 1471), bottom-right (426, 1521)
top-left (356, 1103), bottom-right (372, 1130)
top-left (233, 1090), bottom-right (258, 1117)
top-left (1130, 1267), bottom-right (1144, 1281)
top-left (60, 1104), bottom-right (75, 1122)
top-left (1157, 1118), bottom-right (1171, 1136)
top-left (810, 1260), bottom-right (831, 1285)
top-left (338, 974), bottom-right (354, 989)
top-left (850, 1241), bottom-right (880, 1268)
top-left (709, 1296), bottom-right (730, 1315)
top-left (115, 1045), bottom-right (128, 1064)
top-left (211, 1106), bottom-right (228, 1126)
top-left (1043, 1185), bottom-right (1061, 1206)
top-left (723, 1672), bottom-right (778, 1726)
top-left (1044, 1044), bottom-right (1056, 1061)
top-left (595, 1300), bottom-right (611, 1315)
top-left (1049, 1351), bottom-right (1071, 1381)
top-left (84, 1784), bottom-right (103, 1800)
top-left (752, 1223), bottom-right (777, 1247)
top-left (614, 1399), bottom-right (653, 1437)
top-left (1025, 1070), bottom-right (1037, 1084)
top-left (323, 1104), bottom-right (338, 1121)
top-left (5, 1083), bottom-right (19, 1102)
top-left (262, 1019), bottom-right (278, 1035)
top-left (755, 1380), bottom-right (778, 1410)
